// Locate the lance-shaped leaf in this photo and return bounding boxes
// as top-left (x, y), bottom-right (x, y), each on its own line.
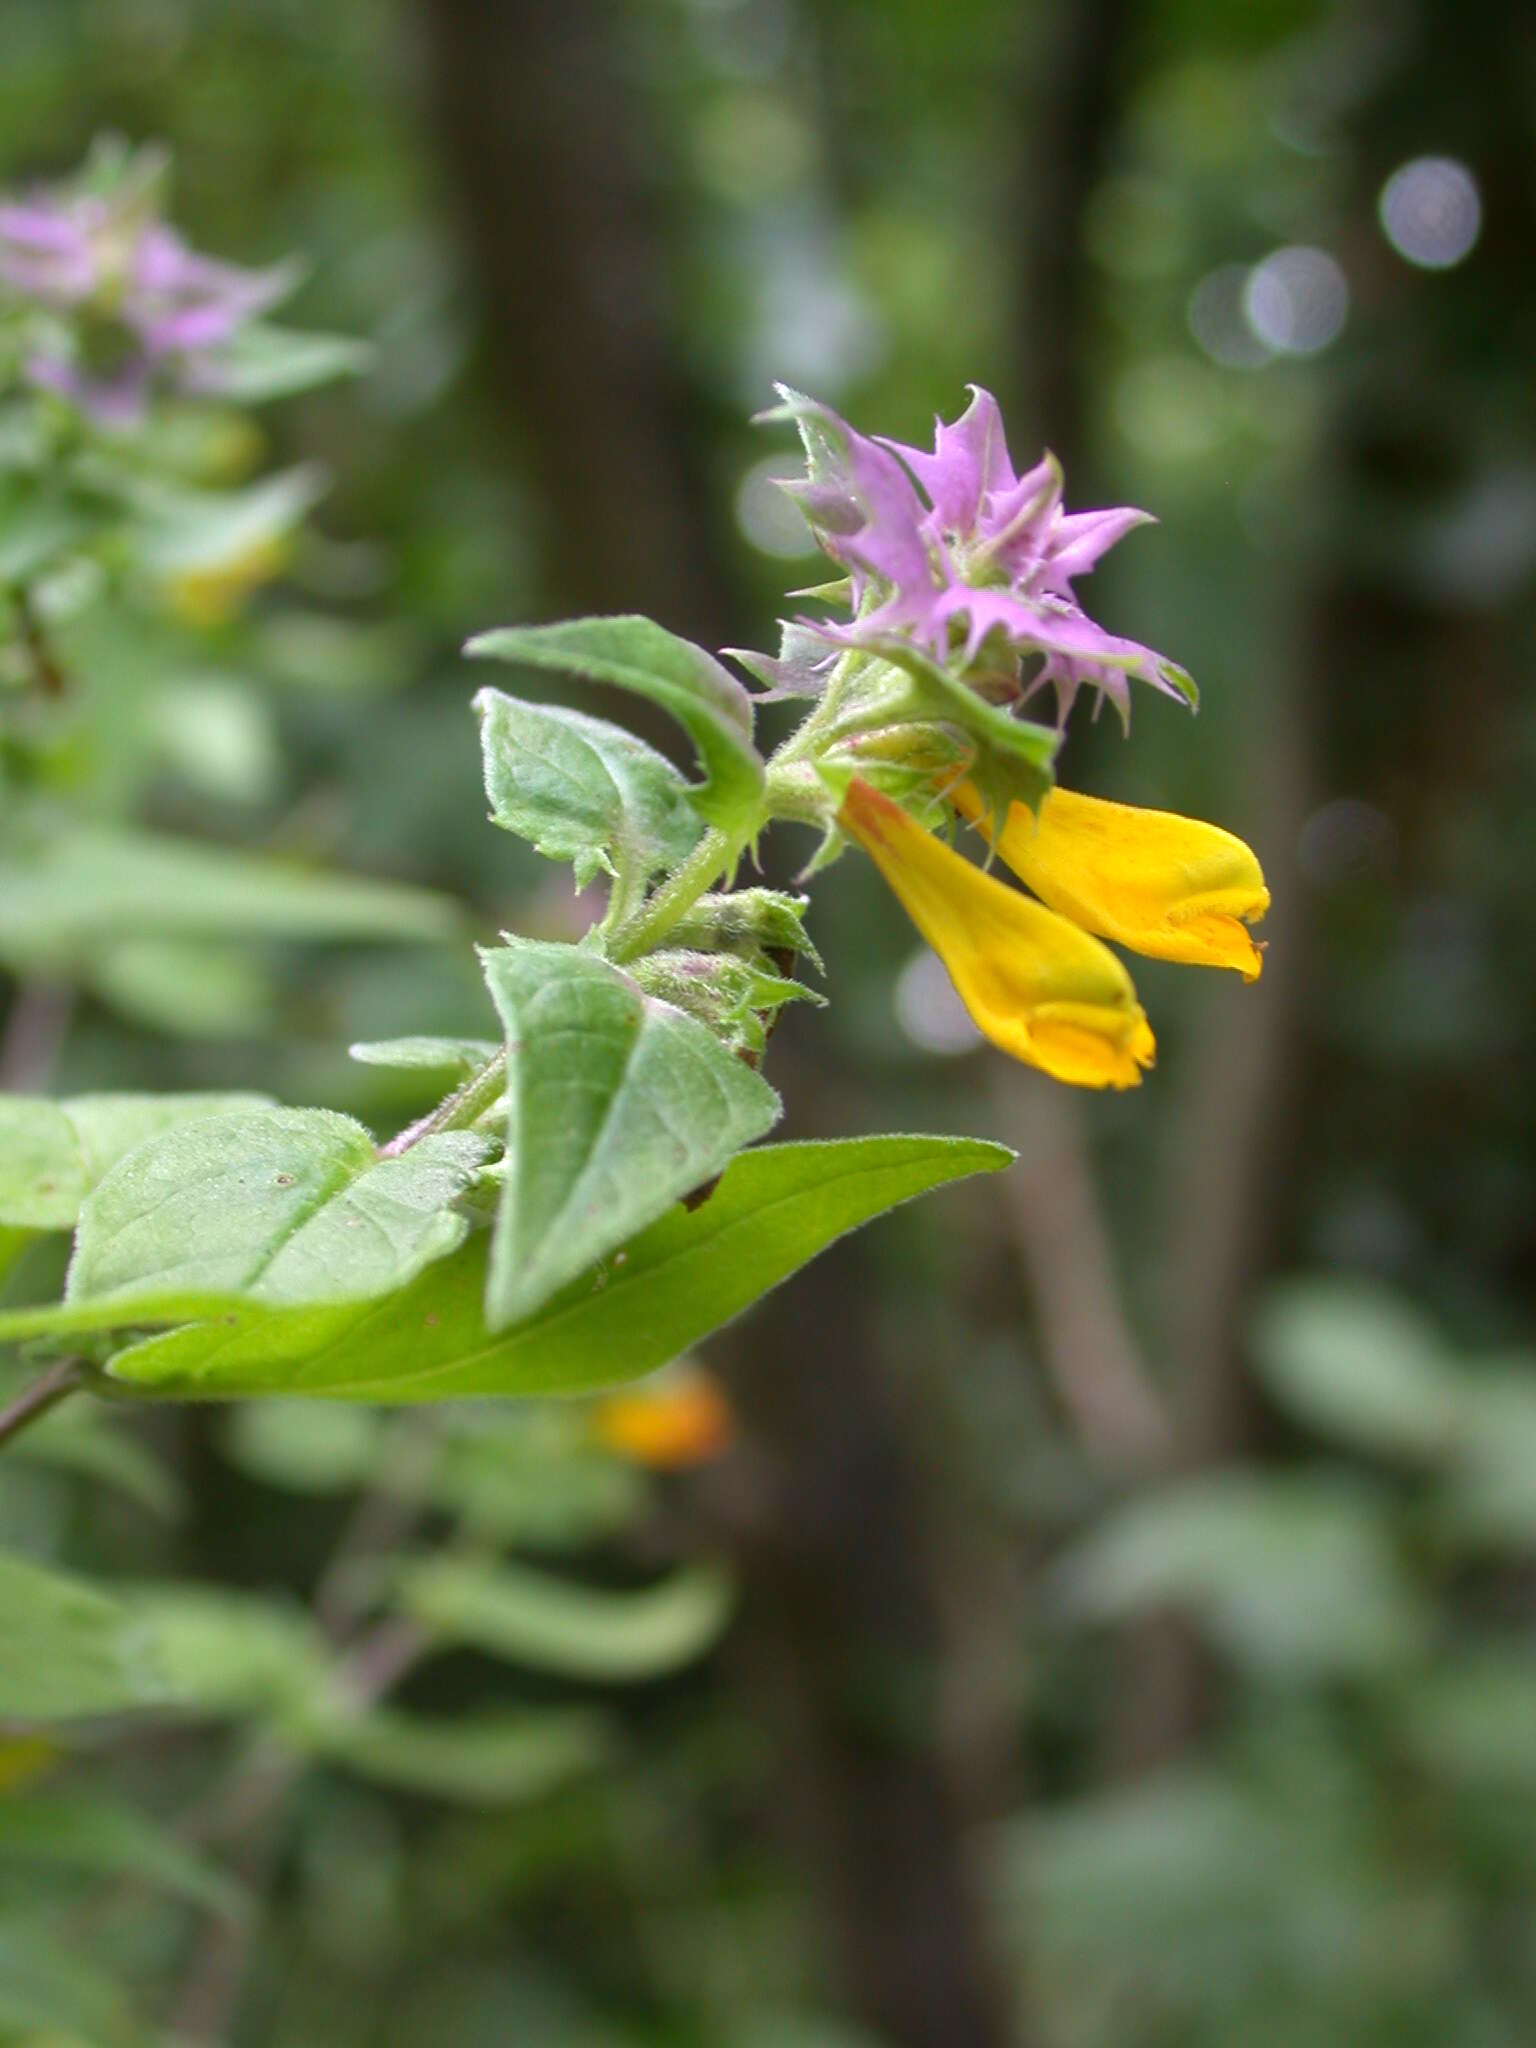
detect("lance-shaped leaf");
top-left (58, 1109), bottom-right (489, 1318)
top-left (0, 1794), bottom-right (245, 1919)
top-left (104, 1134), bottom-right (1012, 1400)
top-left (304, 1705), bottom-right (611, 1805)
top-left (480, 939), bottom-right (780, 1327)
top-left (0, 1091), bottom-right (273, 1232)
top-left (348, 1037), bottom-right (499, 1078)
top-left (197, 321), bottom-right (374, 402)
top-left (466, 615), bottom-right (765, 834)
top-left (475, 686), bottom-right (701, 889)
top-left (394, 1555), bottom-right (733, 1684)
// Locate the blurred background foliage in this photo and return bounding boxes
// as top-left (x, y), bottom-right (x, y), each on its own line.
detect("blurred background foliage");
top-left (1, 0), bottom-right (1534, 2042)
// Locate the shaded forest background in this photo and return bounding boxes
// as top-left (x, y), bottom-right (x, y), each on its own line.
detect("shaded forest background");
top-left (3, 0), bottom-right (1535, 2043)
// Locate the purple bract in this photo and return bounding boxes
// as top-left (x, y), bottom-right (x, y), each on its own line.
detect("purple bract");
top-left (768, 384), bottom-right (1195, 726)
top-left (0, 167), bottom-right (291, 428)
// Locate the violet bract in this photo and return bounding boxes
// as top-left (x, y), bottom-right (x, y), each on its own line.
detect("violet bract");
top-left (768, 382), bottom-right (1196, 727)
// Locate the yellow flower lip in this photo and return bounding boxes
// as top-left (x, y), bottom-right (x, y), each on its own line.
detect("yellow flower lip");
top-left (952, 781), bottom-right (1269, 981)
top-left (839, 777), bottom-right (1156, 1089)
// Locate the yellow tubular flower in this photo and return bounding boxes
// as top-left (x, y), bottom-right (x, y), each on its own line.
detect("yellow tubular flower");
top-left (839, 777), bottom-right (1155, 1089)
top-left (951, 782), bottom-right (1269, 980)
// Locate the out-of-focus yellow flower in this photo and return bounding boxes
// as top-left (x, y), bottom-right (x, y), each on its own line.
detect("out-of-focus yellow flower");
top-left (839, 777), bottom-right (1156, 1089)
top-left (590, 1363), bottom-right (735, 1470)
top-left (165, 534), bottom-right (289, 628)
top-left (952, 781), bottom-right (1269, 980)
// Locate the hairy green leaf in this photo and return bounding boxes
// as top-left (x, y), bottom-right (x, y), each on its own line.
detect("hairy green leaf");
top-left (65, 1109), bottom-right (489, 1314)
top-left (475, 686), bottom-right (701, 888)
top-left (0, 1091), bottom-right (273, 1231)
top-left (104, 1135), bottom-right (1012, 1400)
top-left (348, 1037), bottom-right (499, 1077)
top-left (480, 939), bottom-right (780, 1327)
top-left (467, 615), bottom-right (765, 834)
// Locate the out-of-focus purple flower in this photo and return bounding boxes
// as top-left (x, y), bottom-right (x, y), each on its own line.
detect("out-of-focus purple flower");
top-left (767, 384), bottom-right (1195, 726)
top-left (0, 200), bottom-right (103, 301)
top-left (0, 156), bottom-right (292, 428)
top-left (128, 224), bottom-right (291, 359)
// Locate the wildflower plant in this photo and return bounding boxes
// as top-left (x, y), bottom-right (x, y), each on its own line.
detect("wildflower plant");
top-left (0, 140), bottom-right (438, 1034)
top-left (2, 370), bottom-right (1269, 1425)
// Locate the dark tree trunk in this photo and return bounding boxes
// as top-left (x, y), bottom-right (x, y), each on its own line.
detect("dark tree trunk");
top-left (417, 0), bottom-right (732, 640)
top-left (414, 4), bottom-right (1017, 2040)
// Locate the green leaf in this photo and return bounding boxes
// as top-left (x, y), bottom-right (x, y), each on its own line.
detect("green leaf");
top-left (480, 939), bottom-right (780, 1327)
top-left (475, 686), bottom-right (701, 888)
top-left (1398, 1652), bottom-right (1536, 1788)
top-left (0, 1922), bottom-right (141, 2044)
top-left (466, 615), bottom-right (765, 834)
top-left (0, 1091), bottom-right (274, 1231)
top-left (428, 1411), bottom-right (645, 1550)
top-left (104, 1134), bottom-right (1012, 1400)
top-left (395, 1555), bottom-right (733, 1683)
top-left (1249, 1276), bottom-right (1459, 1463)
top-left (198, 321), bottom-right (374, 402)
top-left (129, 465), bottom-right (323, 578)
top-left (131, 1585), bottom-right (327, 1719)
top-left (0, 1792), bottom-right (244, 1919)
top-left (307, 1705), bottom-right (611, 1804)
top-left (221, 1400), bottom-right (385, 1496)
top-left (1056, 1472), bottom-right (1427, 1681)
top-left (0, 1550), bottom-right (163, 1720)
top-left (0, 476), bottom-right (90, 582)
top-left (349, 1037), bottom-right (499, 1077)
top-left (65, 1109), bottom-right (490, 1314)
top-left (0, 815), bottom-right (457, 973)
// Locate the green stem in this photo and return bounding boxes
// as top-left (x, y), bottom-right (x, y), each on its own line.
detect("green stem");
top-left (605, 824), bottom-right (740, 964)
top-left (378, 1048), bottom-right (508, 1158)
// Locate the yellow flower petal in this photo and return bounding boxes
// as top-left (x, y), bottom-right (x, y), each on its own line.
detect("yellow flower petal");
top-left (590, 1365), bottom-right (735, 1470)
top-left (953, 782), bottom-right (1269, 980)
top-left (840, 777), bottom-right (1155, 1089)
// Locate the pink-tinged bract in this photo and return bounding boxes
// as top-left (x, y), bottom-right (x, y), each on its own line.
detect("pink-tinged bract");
top-left (766, 384), bottom-right (1195, 727)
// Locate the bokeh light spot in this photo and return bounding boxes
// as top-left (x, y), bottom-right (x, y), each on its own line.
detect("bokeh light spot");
top-left (1379, 156), bottom-right (1481, 269)
top-left (895, 948), bottom-right (982, 1056)
top-left (1188, 264), bottom-right (1272, 369)
top-left (1244, 246), bottom-right (1349, 355)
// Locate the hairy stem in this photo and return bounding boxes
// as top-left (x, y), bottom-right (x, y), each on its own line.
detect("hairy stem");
top-left (378, 1046), bottom-right (509, 1158)
top-left (0, 1357), bottom-right (85, 1450)
top-left (606, 823), bottom-right (739, 963)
